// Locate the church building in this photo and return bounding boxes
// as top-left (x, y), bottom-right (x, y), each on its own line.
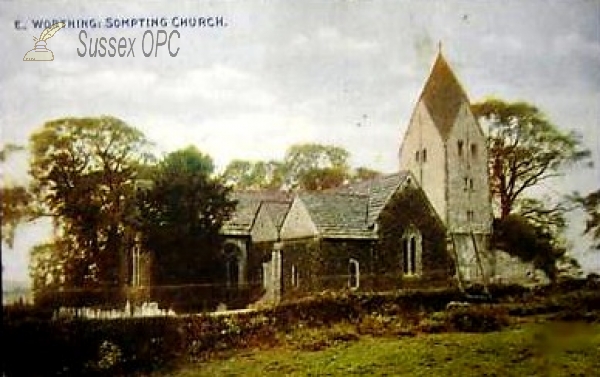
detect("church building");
top-left (212, 51), bottom-right (496, 308)
top-left (133, 51), bottom-right (528, 311)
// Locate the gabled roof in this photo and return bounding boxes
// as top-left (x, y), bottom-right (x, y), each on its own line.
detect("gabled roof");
top-left (223, 172), bottom-right (414, 239)
top-left (294, 171), bottom-right (412, 239)
top-left (261, 201), bottom-right (292, 231)
top-left (334, 171), bottom-right (411, 226)
top-left (419, 52), bottom-right (470, 140)
top-left (298, 192), bottom-right (372, 239)
top-left (222, 191), bottom-right (292, 236)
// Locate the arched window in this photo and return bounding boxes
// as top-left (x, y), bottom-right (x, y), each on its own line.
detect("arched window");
top-left (402, 227), bottom-right (422, 276)
top-left (467, 210), bottom-right (474, 222)
top-left (410, 237), bottom-right (417, 274)
top-left (422, 148), bottom-right (427, 163)
top-left (402, 239), bottom-right (409, 273)
top-left (470, 143), bottom-right (477, 158)
top-left (348, 259), bottom-right (360, 289)
top-left (291, 265), bottom-right (299, 288)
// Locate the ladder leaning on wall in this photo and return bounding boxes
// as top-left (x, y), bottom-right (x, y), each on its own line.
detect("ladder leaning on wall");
top-left (449, 232), bottom-right (491, 301)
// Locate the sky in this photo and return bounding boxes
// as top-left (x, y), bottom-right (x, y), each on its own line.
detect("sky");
top-left (1, 0), bottom-right (599, 284)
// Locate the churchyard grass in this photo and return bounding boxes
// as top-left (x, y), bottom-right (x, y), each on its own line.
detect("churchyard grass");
top-left (163, 321), bottom-right (600, 377)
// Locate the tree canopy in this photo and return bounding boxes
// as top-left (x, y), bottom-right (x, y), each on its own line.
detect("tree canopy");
top-left (222, 143), bottom-right (381, 191)
top-left (0, 144), bottom-right (32, 247)
top-left (137, 146), bottom-right (236, 285)
top-left (472, 99), bottom-right (592, 281)
top-left (571, 189), bottom-right (600, 250)
top-left (222, 159), bottom-right (283, 190)
top-left (492, 214), bottom-right (566, 281)
top-left (472, 99), bottom-right (591, 220)
top-left (29, 116), bottom-right (151, 289)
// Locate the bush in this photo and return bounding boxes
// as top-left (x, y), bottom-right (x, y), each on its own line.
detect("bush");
top-left (488, 283), bottom-right (531, 302)
top-left (281, 323), bottom-right (359, 351)
top-left (2, 317), bottom-right (183, 376)
top-left (417, 311), bottom-right (450, 333)
top-left (4, 287), bottom-right (541, 376)
top-left (3, 302), bottom-right (54, 321)
top-left (446, 305), bottom-right (510, 333)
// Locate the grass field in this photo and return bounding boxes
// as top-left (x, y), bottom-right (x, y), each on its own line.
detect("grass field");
top-left (164, 322), bottom-right (600, 376)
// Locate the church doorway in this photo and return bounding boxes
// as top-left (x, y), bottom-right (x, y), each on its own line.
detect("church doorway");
top-left (223, 243), bottom-right (242, 287)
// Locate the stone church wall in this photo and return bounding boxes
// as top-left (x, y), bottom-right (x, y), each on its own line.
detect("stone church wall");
top-left (399, 101), bottom-right (447, 224)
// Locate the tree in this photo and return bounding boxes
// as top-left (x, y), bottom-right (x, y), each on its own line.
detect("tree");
top-left (472, 99), bottom-right (591, 282)
top-left (351, 167), bottom-right (382, 183)
top-left (299, 166), bottom-right (347, 191)
top-left (1, 186), bottom-right (32, 248)
top-left (138, 146), bottom-right (236, 286)
top-left (472, 99), bottom-right (591, 220)
top-left (29, 116), bottom-right (150, 289)
top-left (0, 143), bottom-right (24, 162)
top-left (222, 159), bottom-right (284, 189)
top-left (492, 214), bottom-right (566, 282)
top-left (221, 144), bottom-right (380, 192)
top-left (0, 144), bottom-right (32, 247)
top-left (282, 143), bottom-right (350, 189)
top-left (571, 189), bottom-right (600, 249)
top-left (222, 143), bottom-right (355, 191)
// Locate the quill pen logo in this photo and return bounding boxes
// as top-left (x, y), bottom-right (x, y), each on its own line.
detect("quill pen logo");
top-left (23, 22), bottom-right (65, 61)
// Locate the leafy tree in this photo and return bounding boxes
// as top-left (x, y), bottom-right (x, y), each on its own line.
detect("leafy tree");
top-left (282, 143), bottom-right (350, 189)
top-left (222, 159), bottom-right (283, 189)
top-left (571, 188), bottom-right (600, 249)
top-left (0, 144), bottom-right (32, 247)
top-left (472, 99), bottom-right (591, 281)
top-left (299, 167), bottom-right (347, 191)
top-left (472, 99), bottom-right (591, 220)
top-left (222, 144), bottom-right (357, 191)
top-left (29, 116), bottom-right (150, 289)
top-left (351, 167), bottom-right (382, 183)
top-left (138, 146), bottom-right (236, 286)
top-left (0, 143), bottom-right (24, 162)
top-left (30, 240), bottom-right (71, 293)
top-left (492, 214), bottom-right (566, 282)
top-left (1, 186), bottom-right (32, 248)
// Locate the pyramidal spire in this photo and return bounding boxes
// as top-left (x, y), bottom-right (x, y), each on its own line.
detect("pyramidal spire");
top-left (419, 50), bottom-right (470, 140)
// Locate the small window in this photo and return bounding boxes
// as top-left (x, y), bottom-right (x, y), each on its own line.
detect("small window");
top-left (464, 177), bottom-right (469, 191)
top-left (471, 143), bottom-right (477, 158)
top-left (348, 259), bottom-right (360, 289)
top-left (469, 178), bottom-right (474, 190)
top-left (458, 140), bottom-right (464, 157)
top-left (291, 265), bottom-right (299, 288)
top-left (467, 210), bottom-right (474, 222)
top-left (422, 148), bottom-right (427, 163)
top-left (415, 150), bottom-right (420, 162)
top-left (402, 239), bottom-right (409, 274)
top-left (410, 237), bottom-right (417, 274)
top-left (403, 236), bottom-right (419, 275)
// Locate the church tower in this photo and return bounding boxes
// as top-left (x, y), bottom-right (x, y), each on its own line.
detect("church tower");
top-left (399, 51), bottom-right (493, 282)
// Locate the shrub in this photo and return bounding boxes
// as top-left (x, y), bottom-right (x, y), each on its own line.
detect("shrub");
top-left (417, 312), bottom-right (449, 333)
top-left (2, 317), bottom-right (183, 376)
top-left (446, 305), bottom-right (510, 332)
top-left (282, 323), bottom-right (359, 351)
top-left (356, 314), bottom-right (393, 336)
top-left (4, 287), bottom-right (538, 376)
top-left (3, 302), bottom-right (54, 321)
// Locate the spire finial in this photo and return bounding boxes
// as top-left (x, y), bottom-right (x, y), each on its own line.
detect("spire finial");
top-left (438, 40), bottom-right (443, 54)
